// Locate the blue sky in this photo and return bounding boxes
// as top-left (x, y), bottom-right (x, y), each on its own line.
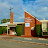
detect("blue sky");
top-left (0, 0), bottom-right (48, 23)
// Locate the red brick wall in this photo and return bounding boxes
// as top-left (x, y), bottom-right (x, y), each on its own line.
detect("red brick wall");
top-left (25, 11), bottom-right (42, 36)
top-left (10, 12), bottom-right (13, 23)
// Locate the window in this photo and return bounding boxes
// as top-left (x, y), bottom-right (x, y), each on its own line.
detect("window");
top-left (42, 22), bottom-right (48, 36)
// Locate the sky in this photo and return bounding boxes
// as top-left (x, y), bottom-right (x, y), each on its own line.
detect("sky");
top-left (0, 0), bottom-right (48, 23)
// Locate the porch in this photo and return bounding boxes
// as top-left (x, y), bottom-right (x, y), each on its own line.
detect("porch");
top-left (0, 23), bottom-right (16, 35)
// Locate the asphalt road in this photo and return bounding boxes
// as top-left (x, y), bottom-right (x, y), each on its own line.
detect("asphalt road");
top-left (12, 37), bottom-right (48, 44)
top-left (0, 39), bottom-right (48, 48)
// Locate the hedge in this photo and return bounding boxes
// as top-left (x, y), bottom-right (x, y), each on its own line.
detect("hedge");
top-left (35, 24), bottom-right (42, 37)
top-left (16, 25), bottom-right (22, 36)
top-left (2, 26), bottom-right (7, 33)
top-left (0, 27), bottom-right (2, 34)
top-left (0, 26), bottom-right (7, 34)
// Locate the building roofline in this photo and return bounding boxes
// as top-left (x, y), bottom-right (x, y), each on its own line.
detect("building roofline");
top-left (40, 20), bottom-right (48, 22)
top-left (24, 10), bottom-right (40, 21)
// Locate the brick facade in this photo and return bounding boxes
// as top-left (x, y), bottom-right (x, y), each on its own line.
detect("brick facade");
top-left (10, 12), bottom-right (13, 35)
top-left (25, 11), bottom-right (42, 37)
top-left (10, 12), bottom-right (13, 23)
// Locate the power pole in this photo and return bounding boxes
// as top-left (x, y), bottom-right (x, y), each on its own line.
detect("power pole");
top-left (9, 7), bottom-right (13, 16)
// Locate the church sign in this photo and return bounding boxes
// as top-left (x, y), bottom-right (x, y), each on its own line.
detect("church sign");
top-left (25, 17), bottom-right (34, 22)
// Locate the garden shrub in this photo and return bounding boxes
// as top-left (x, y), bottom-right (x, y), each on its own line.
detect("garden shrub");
top-left (16, 25), bottom-right (22, 36)
top-left (0, 27), bottom-right (2, 34)
top-left (2, 26), bottom-right (7, 33)
top-left (35, 24), bottom-right (42, 37)
top-left (0, 26), bottom-right (7, 34)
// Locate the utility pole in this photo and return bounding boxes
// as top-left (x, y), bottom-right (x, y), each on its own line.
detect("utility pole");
top-left (9, 7), bottom-right (13, 16)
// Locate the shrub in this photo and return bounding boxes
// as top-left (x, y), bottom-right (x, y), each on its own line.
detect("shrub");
top-left (2, 26), bottom-right (7, 33)
top-left (35, 24), bottom-right (42, 37)
top-left (0, 27), bottom-right (2, 34)
top-left (16, 25), bottom-right (22, 36)
top-left (47, 27), bottom-right (48, 32)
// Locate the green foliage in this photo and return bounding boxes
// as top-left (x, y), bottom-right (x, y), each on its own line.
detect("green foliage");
top-left (47, 27), bottom-right (48, 35)
top-left (0, 27), bottom-right (2, 34)
top-left (35, 24), bottom-right (42, 37)
top-left (1, 19), bottom-right (7, 23)
top-left (47, 27), bottom-right (48, 32)
top-left (0, 26), bottom-right (7, 34)
top-left (16, 25), bottom-right (22, 36)
top-left (7, 19), bottom-right (10, 22)
top-left (2, 26), bottom-right (7, 33)
top-left (1, 19), bottom-right (10, 23)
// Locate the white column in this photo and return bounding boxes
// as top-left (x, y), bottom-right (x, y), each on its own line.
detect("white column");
top-left (7, 26), bottom-right (8, 35)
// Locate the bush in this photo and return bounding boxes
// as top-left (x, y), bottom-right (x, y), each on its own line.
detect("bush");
top-left (2, 26), bottom-right (7, 33)
top-left (16, 25), bottom-right (22, 36)
top-left (47, 27), bottom-right (48, 32)
top-left (35, 24), bottom-right (42, 37)
top-left (0, 27), bottom-right (2, 34)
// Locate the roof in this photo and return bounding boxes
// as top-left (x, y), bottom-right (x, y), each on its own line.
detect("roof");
top-left (0, 22), bottom-right (24, 26)
top-left (24, 10), bottom-right (40, 21)
top-left (0, 24), bottom-right (8, 26)
top-left (24, 10), bottom-right (48, 23)
top-left (40, 20), bottom-right (48, 22)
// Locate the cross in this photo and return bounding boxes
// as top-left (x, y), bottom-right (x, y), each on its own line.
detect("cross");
top-left (9, 7), bottom-right (13, 16)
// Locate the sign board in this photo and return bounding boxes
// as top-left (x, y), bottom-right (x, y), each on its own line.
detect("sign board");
top-left (25, 17), bottom-right (34, 22)
top-left (25, 23), bottom-right (30, 27)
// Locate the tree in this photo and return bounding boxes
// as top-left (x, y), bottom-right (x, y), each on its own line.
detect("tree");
top-left (7, 19), bottom-right (10, 22)
top-left (1, 19), bottom-right (10, 23)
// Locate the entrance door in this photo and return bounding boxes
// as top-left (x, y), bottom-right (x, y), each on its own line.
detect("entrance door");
top-left (10, 27), bottom-right (16, 35)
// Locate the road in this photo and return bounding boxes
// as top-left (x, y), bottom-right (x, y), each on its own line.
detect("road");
top-left (12, 37), bottom-right (48, 44)
top-left (0, 39), bottom-right (48, 48)
top-left (1, 36), bottom-right (48, 44)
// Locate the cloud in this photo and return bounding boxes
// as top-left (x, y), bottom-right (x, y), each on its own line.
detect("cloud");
top-left (23, 0), bottom-right (48, 20)
top-left (0, 0), bottom-right (48, 23)
top-left (0, 0), bottom-right (24, 23)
